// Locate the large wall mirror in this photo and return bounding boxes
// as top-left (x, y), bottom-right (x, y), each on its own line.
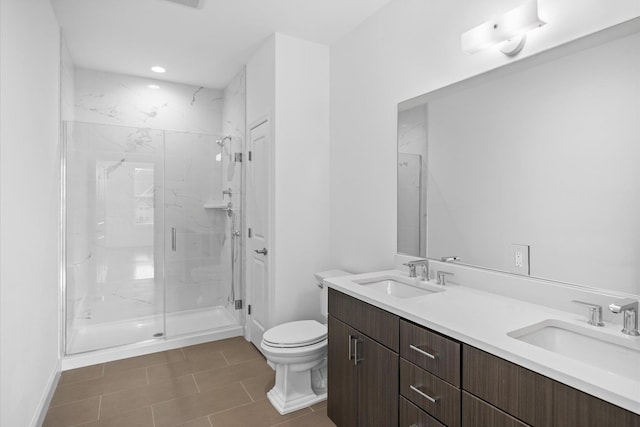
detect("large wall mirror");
top-left (397, 18), bottom-right (640, 296)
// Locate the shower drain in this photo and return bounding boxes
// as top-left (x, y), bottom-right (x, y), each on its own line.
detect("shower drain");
top-left (153, 332), bottom-right (164, 337)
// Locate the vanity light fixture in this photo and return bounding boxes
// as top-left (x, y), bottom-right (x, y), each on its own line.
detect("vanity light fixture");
top-left (151, 66), bottom-right (166, 73)
top-left (461, 0), bottom-right (546, 57)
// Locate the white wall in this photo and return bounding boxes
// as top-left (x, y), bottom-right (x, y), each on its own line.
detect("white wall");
top-left (273, 34), bottom-right (331, 324)
top-left (247, 36), bottom-right (276, 124)
top-left (61, 36), bottom-right (75, 122)
top-left (0, 0), bottom-right (62, 425)
top-left (329, 0), bottom-right (640, 273)
top-left (246, 34), bottom-right (331, 326)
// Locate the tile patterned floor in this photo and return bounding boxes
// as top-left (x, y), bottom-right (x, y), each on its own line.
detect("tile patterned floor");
top-left (44, 337), bottom-right (336, 427)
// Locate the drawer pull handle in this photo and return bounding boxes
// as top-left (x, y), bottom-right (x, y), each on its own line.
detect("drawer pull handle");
top-left (410, 385), bottom-right (438, 404)
top-left (348, 335), bottom-right (353, 360)
top-left (410, 344), bottom-right (437, 360)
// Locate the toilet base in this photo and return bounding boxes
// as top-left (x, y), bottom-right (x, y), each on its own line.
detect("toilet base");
top-left (267, 387), bottom-right (326, 415)
top-left (266, 361), bottom-right (327, 415)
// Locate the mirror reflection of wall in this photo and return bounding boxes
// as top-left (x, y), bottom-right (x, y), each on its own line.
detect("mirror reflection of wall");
top-left (397, 20), bottom-right (640, 296)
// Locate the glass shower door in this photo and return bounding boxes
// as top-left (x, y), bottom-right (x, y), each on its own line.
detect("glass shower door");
top-left (163, 131), bottom-right (236, 337)
top-left (65, 122), bottom-right (166, 354)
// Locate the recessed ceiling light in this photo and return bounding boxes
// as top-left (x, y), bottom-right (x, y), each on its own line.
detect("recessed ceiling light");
top-left (148, 84), bottom-right (160, 89)
top-left (151, 66), bottom-right (166, 73)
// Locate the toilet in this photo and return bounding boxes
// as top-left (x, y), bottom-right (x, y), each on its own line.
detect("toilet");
top-left (260, 269), bottom-right (350, 415)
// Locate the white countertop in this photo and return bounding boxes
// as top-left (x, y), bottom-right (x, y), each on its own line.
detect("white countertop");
top-left (326, 269), bottom-right (640, 415)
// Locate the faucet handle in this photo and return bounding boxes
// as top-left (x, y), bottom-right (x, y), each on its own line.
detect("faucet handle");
top-left (436, 271), bottom-right (454, 285)
top-left (420, 264), bottom-right (429, 282)
top-left (571, 300), bottom-right (604, 327)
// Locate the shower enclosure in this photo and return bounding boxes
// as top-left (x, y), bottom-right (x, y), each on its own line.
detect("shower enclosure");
top-left (64, 121), bottom-right (243, 355)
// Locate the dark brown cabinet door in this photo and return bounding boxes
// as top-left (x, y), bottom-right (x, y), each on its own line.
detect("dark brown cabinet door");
top-left (328, 290), bottom-right (400, 427)
top-left (358, 335), bottom-right (399, 427)
top-left (554, 382), bottom-right (640, 427)
top-left (327, 316), bottom-right (358, 427)
top-left (462, 345), bottom-right (553, 426)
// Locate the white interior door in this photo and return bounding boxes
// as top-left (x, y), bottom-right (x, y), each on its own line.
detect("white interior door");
top-left (247, 119), bottom-right (270, 349)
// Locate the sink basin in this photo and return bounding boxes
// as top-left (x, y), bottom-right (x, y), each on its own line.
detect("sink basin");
top-left (354, 276), bottom-right (444, 299)
top-left (508, 319), bottom-right (640, 381)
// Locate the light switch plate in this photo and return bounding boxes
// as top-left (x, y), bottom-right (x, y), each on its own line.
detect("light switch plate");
top-left (510, 244), bottom-right (530, 275)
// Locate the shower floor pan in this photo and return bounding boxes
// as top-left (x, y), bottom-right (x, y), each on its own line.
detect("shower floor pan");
top-left (66, 305), bottom-right (238, 355)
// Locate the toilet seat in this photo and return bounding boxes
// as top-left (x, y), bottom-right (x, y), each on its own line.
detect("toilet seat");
top-left (262, 320), bottom-right (327, 348)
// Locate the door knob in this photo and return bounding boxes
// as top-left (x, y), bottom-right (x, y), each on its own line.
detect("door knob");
top-left (254, 248), bottom-right (268, 255)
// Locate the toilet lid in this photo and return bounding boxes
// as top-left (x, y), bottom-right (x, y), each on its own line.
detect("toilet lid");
top-left (262, 320), bottom-right (327, 348)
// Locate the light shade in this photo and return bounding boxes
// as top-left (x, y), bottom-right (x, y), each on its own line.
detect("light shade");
top-left (461, 0), bottom-right (545, 55)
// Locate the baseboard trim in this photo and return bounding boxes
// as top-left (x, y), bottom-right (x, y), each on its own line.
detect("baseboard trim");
top-left (31, 359), bottom-right (61, 427)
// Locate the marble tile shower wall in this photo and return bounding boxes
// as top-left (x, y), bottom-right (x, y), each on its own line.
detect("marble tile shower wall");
top-left (73, 68), bottom-right (223, 134)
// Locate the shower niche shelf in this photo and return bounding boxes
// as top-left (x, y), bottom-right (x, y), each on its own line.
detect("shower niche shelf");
top-left (204, 201), bottom-right (227, 209)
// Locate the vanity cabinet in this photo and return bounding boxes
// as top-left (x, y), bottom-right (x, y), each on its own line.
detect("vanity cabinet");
top-left (327, 289), bottom-right (399, 427)
top-left (327, 288), bottom-right (640, 427)
top-left (462, 344), bottom-right (640, 427)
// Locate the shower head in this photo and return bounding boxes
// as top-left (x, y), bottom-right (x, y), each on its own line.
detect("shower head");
top-left (216, 136), bottom-right (232, 147)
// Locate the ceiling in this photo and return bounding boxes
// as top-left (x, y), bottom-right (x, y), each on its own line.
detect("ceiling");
top-left (51, 0), bottom-right (394, 89)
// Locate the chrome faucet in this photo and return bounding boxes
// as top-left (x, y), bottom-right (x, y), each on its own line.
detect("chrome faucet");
top-left (571, 300), bottom-right (604, 327)
top-left (608, 298), bottom-right (640, 336)
top-left (403, 259), bottom-right (429, 281)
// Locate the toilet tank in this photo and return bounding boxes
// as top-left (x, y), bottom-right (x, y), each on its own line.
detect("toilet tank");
top-left (314, 270), bottom-right (351, 320)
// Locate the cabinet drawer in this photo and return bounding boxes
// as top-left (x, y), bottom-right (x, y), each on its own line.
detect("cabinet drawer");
top-left (400, 359), bottom-right (460, 427)
top-left (400, 397), bottom-right (445, 427)
top-left (329, 288), bottom-right (399, 351)
top-left (462, 391), bottom-right (530, 427)
top-left (462, 345), bottom-right (553, 426)
top-left (400, 320), bottom-right (460, 386)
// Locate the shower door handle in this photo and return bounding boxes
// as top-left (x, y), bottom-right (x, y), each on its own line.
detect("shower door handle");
top-left (254, 248), bottom-right (267, 255)
top-left (171, 227), bottom-right (177, 251)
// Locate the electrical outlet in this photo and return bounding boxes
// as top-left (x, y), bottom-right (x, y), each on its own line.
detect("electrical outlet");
top-left (510, 244), bottom-right (530, 275)
top-left (514, 251), bottom-right (523, 267)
